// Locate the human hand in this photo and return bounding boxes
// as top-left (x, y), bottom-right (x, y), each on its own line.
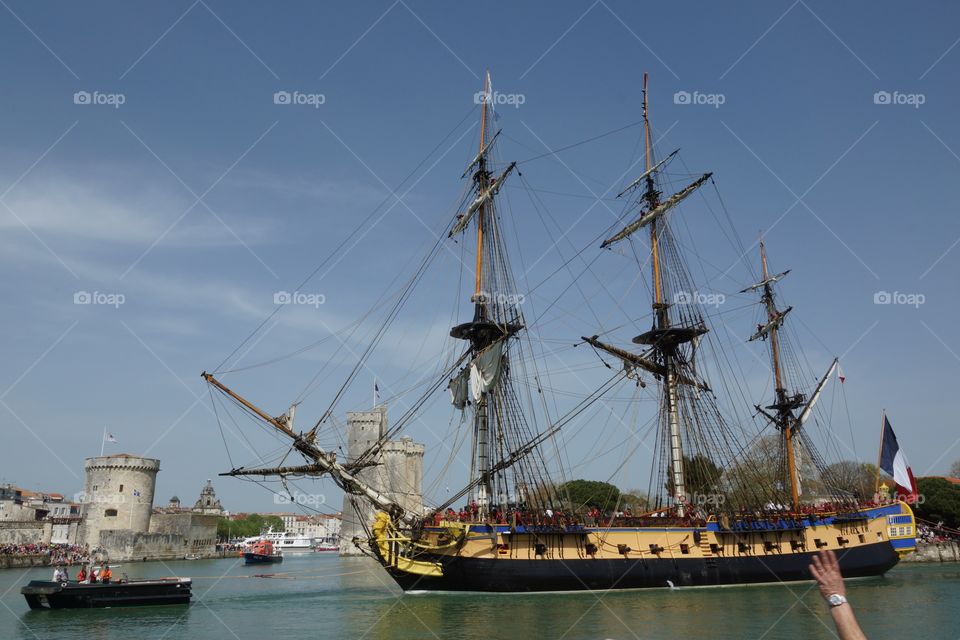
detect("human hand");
top-left (809, 549), bottom-right (846, 600)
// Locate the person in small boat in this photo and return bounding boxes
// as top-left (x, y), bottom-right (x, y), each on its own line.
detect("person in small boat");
top-left (99, 563), bottom-right (112, 584)
top-left (90, 564), bottom-right (100, 583)
top-left (52, 565), bottom-right (68, 582)
top-left (76, 565), bottom-right (87, 583)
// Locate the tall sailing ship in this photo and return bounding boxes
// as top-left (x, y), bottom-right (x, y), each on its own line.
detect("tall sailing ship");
top-left (203, 72), bottom-right (916, 592)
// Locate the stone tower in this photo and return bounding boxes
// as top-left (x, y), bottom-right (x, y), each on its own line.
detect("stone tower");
top-left (339, 406), bottom-right (425, 555)
top-left (79, 454), bottom-right (160, 546)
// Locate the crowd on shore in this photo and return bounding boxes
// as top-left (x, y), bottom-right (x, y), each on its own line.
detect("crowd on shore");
top-left (918, 522), bottom-right (960, 543)
top-left (0, 543), bottom-right (105, 565)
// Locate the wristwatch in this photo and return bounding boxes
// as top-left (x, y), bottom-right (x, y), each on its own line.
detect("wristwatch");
top-left (827, 593), bottom-right (847, 607)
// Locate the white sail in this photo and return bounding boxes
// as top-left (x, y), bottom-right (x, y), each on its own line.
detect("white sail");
top-left (449, 162), bottom-right (517, 237)
top-left (601, 172), bottom-right (712, 248)
top-left (448, 368), bottom-right (470, 409)
top-left (796, 358), bottom-right (839, 427)
top-left (469, 340), bottom-right (504, 401)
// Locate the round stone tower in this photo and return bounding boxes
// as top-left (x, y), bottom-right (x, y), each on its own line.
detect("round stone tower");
top-left (79, 454), bottom-right (160, 546)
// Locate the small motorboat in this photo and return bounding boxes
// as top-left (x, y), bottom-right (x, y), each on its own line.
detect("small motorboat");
top-left (243, 539), bottom-right (283, 565)
top-left (21, 577), bottom-right (191, 609)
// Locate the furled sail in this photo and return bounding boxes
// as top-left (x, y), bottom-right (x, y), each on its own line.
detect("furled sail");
top-left (748, 306), bottom-right (792, 342)
top-left (461, 129), bottom-right (502, 178)
top-left (449, 162), bottom-right (517, 237)
top-left (615, 149), bottom-right (678, 198)
top-left (739, 269), bottom-right (791, 293)
top-left (581, 335), bottom-right (710, 391)
top-left (601, 172), bottom-right (712, 248)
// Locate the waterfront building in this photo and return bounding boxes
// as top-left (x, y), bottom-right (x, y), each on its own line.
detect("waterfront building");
top-left (192, 479), bottom-right (225, 515)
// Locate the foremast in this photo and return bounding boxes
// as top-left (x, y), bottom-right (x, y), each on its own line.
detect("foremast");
top-left (448, 71), bottom-right (521, 520)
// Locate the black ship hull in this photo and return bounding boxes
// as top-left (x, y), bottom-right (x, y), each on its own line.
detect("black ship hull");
top-left (21, 579), bottom-right (192, 609)
top-left (244, 552), bottom-right (283, 565)
top-left (384, 541), bottom-right (899, 593)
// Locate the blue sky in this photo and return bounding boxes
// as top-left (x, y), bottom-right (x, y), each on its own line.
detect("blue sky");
top-left (1, 0), bottom-right (958, 514)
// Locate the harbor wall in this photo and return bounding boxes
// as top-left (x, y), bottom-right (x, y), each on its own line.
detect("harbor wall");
top-left (0, 521), bottom-right (50, 545)
top-left (0, 555), bottom-right (49, 569)
top-left (902, 541), bottom-right (960, 563)
top-left (97, 530), bottom-right (187, 562)
top-left (149, 513), bottom-right (219, 558)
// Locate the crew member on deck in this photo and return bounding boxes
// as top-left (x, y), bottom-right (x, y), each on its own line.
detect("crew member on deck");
top-left (76, 565), bottom-right (87, 583)
top-left (100, 563), bottom-right (112, 584)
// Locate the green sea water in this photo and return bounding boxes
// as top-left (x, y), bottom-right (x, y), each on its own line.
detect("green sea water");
top-left (2, 554), bottom-right (957, 639)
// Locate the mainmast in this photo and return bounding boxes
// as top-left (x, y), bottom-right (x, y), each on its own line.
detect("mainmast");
top-left (589, 74), bottom-right (712, 517)
top-left (641, 74), bottom-right (687, 516)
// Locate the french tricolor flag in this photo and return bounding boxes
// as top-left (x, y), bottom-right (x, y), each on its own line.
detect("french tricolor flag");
top-left (879, 415), bottom-right (919, 503)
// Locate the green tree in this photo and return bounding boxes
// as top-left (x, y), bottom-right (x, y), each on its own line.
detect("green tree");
top-left (556, 479), bottom-right (620, 512)
top-left (619, 490), bottom-right (650, 512)
top-left (914, 477), bottom-right (960, 529)
top-left (217, 513), bottom-right (285, 541)
top-left (950, 460), bottom-right (960, 478)
top-left (667, 454), bottom-right (722, 499)
top-left (822, 461), bottom-right (878, 501)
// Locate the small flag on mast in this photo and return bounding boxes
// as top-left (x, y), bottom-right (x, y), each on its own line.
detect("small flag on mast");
top-left (879, 416), bottom-right (919, 502)
top-left (105, 433), bottom-right (117, 443)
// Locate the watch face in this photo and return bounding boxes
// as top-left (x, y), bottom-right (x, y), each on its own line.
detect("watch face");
top-left (828, 594), bottom-right (846, 606)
